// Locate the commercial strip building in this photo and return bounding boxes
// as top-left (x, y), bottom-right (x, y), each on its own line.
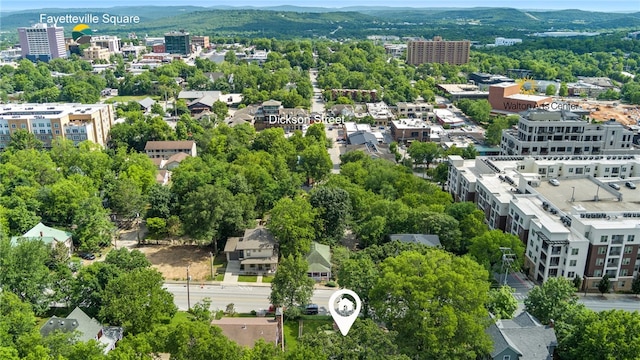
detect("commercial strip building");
top-left (501, 109), bottom-right (635, 156)
top-left (0, 103), bottom-right (115, 149)
top-left (17, 23), bottom-right (66, 62)
top-left (436, 84), bottom-right (489, 100)
top-left (447, 155), bottom-right (640, 291)
top-left (390, 118), bottom-right (431, 143)
top-left (406, 36), bottom-right (470, 65)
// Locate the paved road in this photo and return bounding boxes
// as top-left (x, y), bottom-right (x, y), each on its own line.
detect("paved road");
top-left (578, 295), bottom-right (640, 312)
top-left (164, 283), bottom-right (334, 313)
top-left (164, 282), bottom-right (639, 314)
top-left (309, 68), bottom-right (341, 174)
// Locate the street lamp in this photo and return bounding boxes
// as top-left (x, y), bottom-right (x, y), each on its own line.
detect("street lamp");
top-left (186, 265), bottom-right (191, 311)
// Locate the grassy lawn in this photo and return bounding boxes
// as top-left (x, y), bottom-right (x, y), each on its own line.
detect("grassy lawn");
top-left (237, 275), bottom-right (258, 282)
top-left (301, 317), bottom-right (333, 335)
top-left (213, 254), bottom-right (227, 267)
top-left (283, 317), bottom-right (333, 351)
top-left (261, 276), bottom-right (274, 283)
top-left (106, 95), bottom-right (151, 103)
top-left (283, 321), bottom-right (299, 351)
top-left (170, 311), bottom-right (192, 325)
top-left (214, 273), bottom-right (225, 281)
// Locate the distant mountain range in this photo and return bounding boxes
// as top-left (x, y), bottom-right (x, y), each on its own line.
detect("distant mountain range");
top-left (1, 6), bottom-right (638, 40)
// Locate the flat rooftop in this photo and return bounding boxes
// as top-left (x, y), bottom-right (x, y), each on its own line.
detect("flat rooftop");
top-left (506, 94), bottom-right (552, 102)
top-left (535, 177), bottom-right (640, 213)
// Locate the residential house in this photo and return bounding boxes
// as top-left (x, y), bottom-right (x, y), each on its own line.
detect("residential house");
top-left (137, 97), bottom-right (156, 113)
top-left (178, 90), bottom-right (221, 103)
top-left (187, 94), bottom-right (219, 115)
top-left (144, 140), bottom-right (197, 159)
top-left (41, 307), bottom-right (124, 354)
top-left (389, 234), bottom-right (441, 247)
top-left (328, 104), bottom-right (355, 118)
top-left (485, 312), bottom-right (557, 360)
top-left (224, 226), bottom-right (278, 275)
top-left (212, 311), bottom-right (283, 349)
top-left (11, 222), bottom-right (73, 258)
top-left (306, 242), bottom-right (331, 281)
top-left (144, 140), bottom-right (196, 185)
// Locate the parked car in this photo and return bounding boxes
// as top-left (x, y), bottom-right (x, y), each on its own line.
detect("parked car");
top-left (549, 179), bottom-right (560, 186)
top-left (625, 181), bottom-right (636, 189)
top-left (609, 183), bottom-right (621, 190)
top-left (79, 253), bottom-right (96, 260)
top-left (303, 304), bottom-right (319, 315)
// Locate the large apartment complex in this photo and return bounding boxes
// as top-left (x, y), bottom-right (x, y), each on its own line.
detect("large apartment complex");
top-left (406, 36), bottom-right (470, 65)
top-left (501, 109), bottom-right (635, 156)
top-left (17, 23), bottom-right (66, 62)
top-left (448, 155), bottom-right (640, 291)
top-left (0, 103), bottom-right (115, 149)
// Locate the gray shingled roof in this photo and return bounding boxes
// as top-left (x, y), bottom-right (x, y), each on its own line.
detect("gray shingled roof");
top-left (389, 234), bottom-right (441, 247)
top-left (40, 307), bottom-right (103, 343)
top-left (348, 131), bottom-right (378, 146)
top-left (487, 312), bottom-right (557, 360)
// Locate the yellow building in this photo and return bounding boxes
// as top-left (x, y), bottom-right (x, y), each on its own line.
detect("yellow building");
top-left (83, 46), bottom-right (111, 61)
top-left (0, 103), bottom-right (115, 149)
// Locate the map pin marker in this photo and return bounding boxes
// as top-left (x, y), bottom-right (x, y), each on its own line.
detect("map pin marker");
top-left (328, 289), bottom-right (361, 336)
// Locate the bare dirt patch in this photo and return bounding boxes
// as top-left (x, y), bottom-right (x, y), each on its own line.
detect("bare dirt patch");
top-left (573, 101), bottom-right (640, 126)
top-left (137, 245), bottom-right (222, 281)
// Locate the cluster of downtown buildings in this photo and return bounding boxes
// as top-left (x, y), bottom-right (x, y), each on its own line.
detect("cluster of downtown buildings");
top-left (448, 108), bottom-right (640, 291)
top-left (12, 23), bottom-right (207, 63)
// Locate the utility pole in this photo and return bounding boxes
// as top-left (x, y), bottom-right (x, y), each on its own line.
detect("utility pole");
top-left (499, 247), bottom-right (516, 286)
top-left (187, 265), bottom-right (191, 311)
top-left (209, 252), bottom-right (214, 280)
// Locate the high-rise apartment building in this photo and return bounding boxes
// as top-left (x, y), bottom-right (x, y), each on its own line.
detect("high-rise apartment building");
top-left (164, 30), bottom-right (190, 55)
top-left (17, 23), bottom-right (66, 62)
top-left (0, 103), bottom-right (115, 149)
top-left (407, 36), bottom-right (470, 65)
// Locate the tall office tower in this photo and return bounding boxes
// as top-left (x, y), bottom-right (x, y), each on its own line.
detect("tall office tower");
top-left (407, 36), bottom-right (470, 65)
top-left (18, 23), bottom-right (67, 62)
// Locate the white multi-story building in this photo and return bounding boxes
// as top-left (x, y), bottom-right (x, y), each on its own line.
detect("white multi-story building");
top-left (90, 35), bottom-right (121, 53)
top-left (501, 109), bottom-right (635, 156)
top-left (448, 155), bottom-right (640, 291)
top-left (396, 102), bottom-right (435, 121)
top-left (494, 37), bottom-right (522, 46)
top-left (0, 103), bottom-right (114, 149)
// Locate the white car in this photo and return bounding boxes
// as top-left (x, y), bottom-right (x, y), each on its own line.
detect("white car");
top-left (549, 179), bottom-right (560, 186)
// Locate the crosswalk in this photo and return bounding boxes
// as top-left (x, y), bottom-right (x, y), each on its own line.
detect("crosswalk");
top-left (514, 293), bottom-right (527, 301)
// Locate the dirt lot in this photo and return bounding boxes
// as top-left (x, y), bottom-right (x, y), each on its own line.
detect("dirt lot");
top-left (571, 101), bottom-right (640, 126)
top-left (136, 245), bottom-right (223, 281)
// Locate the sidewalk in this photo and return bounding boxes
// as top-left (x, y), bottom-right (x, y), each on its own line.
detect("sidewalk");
top-left (222, 260), bottom-right (240, 284)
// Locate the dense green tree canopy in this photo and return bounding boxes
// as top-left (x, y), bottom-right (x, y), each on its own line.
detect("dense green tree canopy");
top-left (370, 250), bottom-right (492, 359)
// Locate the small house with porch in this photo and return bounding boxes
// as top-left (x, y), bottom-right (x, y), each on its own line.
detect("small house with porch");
top-left (224, 226), bottom-right (278, 275)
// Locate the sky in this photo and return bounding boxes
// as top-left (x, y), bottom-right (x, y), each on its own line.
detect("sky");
top-left (2, 0), bottom-right (639, 12)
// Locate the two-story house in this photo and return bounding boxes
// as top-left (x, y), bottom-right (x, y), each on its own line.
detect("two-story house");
top-left (224, 226), bottom-right (278, 275)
